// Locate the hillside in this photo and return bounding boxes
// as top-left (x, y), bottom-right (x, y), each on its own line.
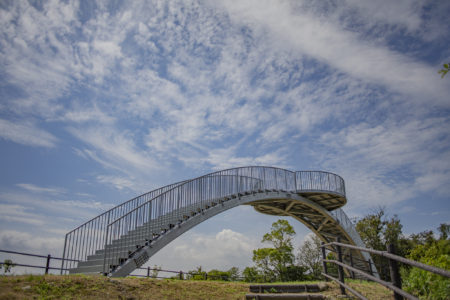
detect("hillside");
top-left (0, 275), bottom-right (393, 299)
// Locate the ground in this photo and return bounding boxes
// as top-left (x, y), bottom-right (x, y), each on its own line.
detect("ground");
top-left (0, 275), bottom-right (394, 299)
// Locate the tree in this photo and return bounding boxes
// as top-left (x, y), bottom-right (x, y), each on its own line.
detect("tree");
top-left (150, 265), bottom-right (161, 278)
top-left (252, 248), bottom-right (277, 282)
top-left (188, 266), bottom-right (207, 280)
top-left (252, 219), bottom-right (296, 281)
top-left (297, 234), bottom-right (323, 279)
top-left (438, 223), bottom-right (449, 240)
top-left (284, 265), bottom-right (308, 281)
top-left (228, 266), bottom-right (240, 281)
top-left (355, 207), bottom-right (404, 280)
top-left (262, 219), bottom-right (296, 250)
top-left (243, 266), bottom-right (263, 282)
top-left (403, 239), bottom-right (450, 299)
top-left (355, 208), bottom-right (385, 251)
top-left (438, 63), bottom-right (449, 78)
top-left (1, 259), bottom-right (14, 274)
top-left (383, 215), bottom-right (403, 246)
top-left (207, 269), bottom-right (230, 281)
top-left (355, 207), bottom-right (404, 248)
top-left (325, 252), bottom-right (338, 277)
top-left (409, 230), bottom-right (435, 246)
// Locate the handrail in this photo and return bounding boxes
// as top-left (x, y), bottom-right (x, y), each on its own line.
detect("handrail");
top-left (322, 273), bottom-right (368, 300)
top-left (0, 249), bottom-right (241, 279)
top-left (321, 241), bottom-right (449, 300)
top-left (106, 173), bottom-right (263, 228)
top-left (61, 179), bottom-right (187, 273)
top-left (62, 166), bottom-right (351, 276)
top-left (102, 167), bottom-right (345, 274)
top-left (324, 259), bottom-right (419, 300)
top-left (323, 242), bottom-right (450, 278)
top-left (103, 167), bottom-right (269, 273)
top-left (107, 168), bottom-right (345, 229)
top-left (105, 167), bottom-right (345, 233)
top-left (66, 179), bottom-right (188, 235)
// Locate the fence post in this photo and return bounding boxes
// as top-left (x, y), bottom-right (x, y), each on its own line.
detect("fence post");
top-left (179, 271), bottom-right (183, 280)
top-left (349, 252), bottom-right (355, 279)
top-left (368, 258), bottom-right (374, 276)
top-left (387, 243), bottom-right (403, 300)
top-left (336, 237), bottom-right (346, 295)
top-left (321, 242), bottom-right (328, 281)
top-left (45, 254), bottom-right (51, 275)
top-left (147, 267), bottom-right (150, 278)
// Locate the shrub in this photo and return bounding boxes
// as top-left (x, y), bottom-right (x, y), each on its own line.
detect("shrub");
top-left (402, 239), bottom-right (450, 300)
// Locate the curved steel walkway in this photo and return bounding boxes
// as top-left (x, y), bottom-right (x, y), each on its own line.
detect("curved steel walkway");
top-left (62, 167), bottom-right (378, 278)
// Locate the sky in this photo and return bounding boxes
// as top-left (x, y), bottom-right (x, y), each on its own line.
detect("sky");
top-left (0, 0), bottom-right (449, 275)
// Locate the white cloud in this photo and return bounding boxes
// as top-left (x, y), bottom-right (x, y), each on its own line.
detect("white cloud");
top-left (0, 230), bottom-right (63, 255)
top-left (16, 183), bottom-right (64, 195)
top-left (0, 204), bottom-right (45, 226)
top-left (0, 0), bottom-right (449, 273)
top-left (96, 175), bottom-right (136, 191)
top-left (68, 126), bottom-right (161, 174)
top-left (218, 0), bottom-right (449, 106)
top-left (148, 229), bottom-right (258, 271)
top-left (200, 147), bottom-right (287, 171)
top-left (342, 0), bottom-right (422, 32)
top-left (0, 119), bottom-right (58, 148)
top-left (0, 190), bottom-right (107, 226)
top-left (315, 116), bottom-right (450, 210)
top-left (55, 105), bottom-right (115, 124)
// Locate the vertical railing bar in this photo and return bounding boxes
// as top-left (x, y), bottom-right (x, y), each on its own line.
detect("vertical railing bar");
top-left (61, 234), bottom-right (68, 275)
top-left (87, 221), bottom-right (93, 262)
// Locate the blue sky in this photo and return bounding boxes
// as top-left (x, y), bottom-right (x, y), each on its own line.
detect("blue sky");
top-left (0, 0), bottom-right (449, 274)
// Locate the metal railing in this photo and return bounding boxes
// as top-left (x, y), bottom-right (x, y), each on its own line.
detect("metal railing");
top-left (0, 249), bottom-right (79, 274)
top-left (296, 171), bottom-right (345, 195)
top-left (103, 167), bottom-right (345, 274)
top-left (321, 240), bottom-right (450, 300)
top-left (0, 249), bottom-right (243, 280)
top-left (61, 180), bottom-right (187, 273)
top-left (62, 166), bottom-right (347, 275)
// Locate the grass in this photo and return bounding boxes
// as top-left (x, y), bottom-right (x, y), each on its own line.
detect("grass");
top-left (0, 275), bottom-right (394, 299)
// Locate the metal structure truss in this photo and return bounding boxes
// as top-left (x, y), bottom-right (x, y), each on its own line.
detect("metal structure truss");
top-left (62, 167), bottom-right (379, 278)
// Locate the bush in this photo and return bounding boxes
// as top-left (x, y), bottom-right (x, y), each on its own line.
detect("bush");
top-left (207, 269), bottom-right (230, 281)
top-left (402, 239), bottom-right (450, 300)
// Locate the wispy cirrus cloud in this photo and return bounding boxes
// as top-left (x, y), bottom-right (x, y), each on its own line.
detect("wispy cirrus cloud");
top-left (218, 0), bottom-right (449, 106)
top-left (314, 116), bottom-right (450, 210)
top-left (1, 0), bottom-right (449, 271)
top-left (16, 183), bottom-right (64, 195)
top-left (68, 126), bottom-right (160, 173)
top-left (96, 175), bottom-right (136, 191)
top-left (0, 204), bottom-right (46, 226)
top-left (0, 119), bottom-right (58, 148)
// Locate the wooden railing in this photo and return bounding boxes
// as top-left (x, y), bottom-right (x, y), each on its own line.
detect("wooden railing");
top-left (321, 239), bottom-right (450, 300)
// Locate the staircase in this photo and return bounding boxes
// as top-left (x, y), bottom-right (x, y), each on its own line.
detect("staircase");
top-left (69, 200), bottom-right (218, 274)
top-left (63, 167), bottom-right (378, 278)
